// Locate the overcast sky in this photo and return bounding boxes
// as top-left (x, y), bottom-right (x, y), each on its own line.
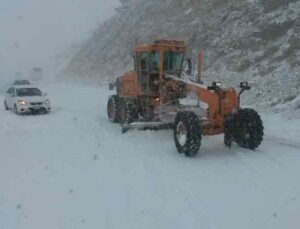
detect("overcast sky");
top-left (0, 0), bottom-right (119, 80)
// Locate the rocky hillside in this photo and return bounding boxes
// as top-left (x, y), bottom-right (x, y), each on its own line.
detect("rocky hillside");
top-left (67, 0), bottom-right (300, 108)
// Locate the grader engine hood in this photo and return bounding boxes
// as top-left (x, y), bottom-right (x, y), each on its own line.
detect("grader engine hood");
top-left (165, 74), bottom-right (239, 119)
top-left (116, 71), bottom-right (141, 97)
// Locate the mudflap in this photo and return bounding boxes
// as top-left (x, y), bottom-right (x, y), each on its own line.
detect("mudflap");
top-left (122, 122), bottom-right (174, 134)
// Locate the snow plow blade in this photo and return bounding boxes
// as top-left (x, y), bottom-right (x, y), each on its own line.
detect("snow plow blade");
top-left (122, 122), bottom-right (174, 134)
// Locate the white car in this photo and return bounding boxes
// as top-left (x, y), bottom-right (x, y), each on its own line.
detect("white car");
top-left (4, 86), bottom-right (51, 114)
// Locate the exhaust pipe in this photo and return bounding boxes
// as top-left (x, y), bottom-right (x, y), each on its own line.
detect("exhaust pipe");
top-left (197, 51), bottom-right (203, 84)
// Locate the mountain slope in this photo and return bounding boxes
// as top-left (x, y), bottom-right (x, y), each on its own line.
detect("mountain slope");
top-left (67, 0), bottom-right (300, 108)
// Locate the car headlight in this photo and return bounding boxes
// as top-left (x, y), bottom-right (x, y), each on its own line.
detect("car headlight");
top-left (45, 99), bottom-right (50, 105)
top-left (17, 100), bottom-right (27, 105)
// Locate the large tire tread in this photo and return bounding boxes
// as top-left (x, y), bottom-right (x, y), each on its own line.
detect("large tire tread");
top-left (225, 108), bottom-right (264, 150)
top-left (118, 99), bottom-right (137, 124)
top-left (107, 95), bottom-right (119, 123)
top-left (174, 111), bottom-right (202, 157)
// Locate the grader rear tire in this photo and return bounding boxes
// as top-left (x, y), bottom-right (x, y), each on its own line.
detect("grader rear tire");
top-left (174, 111), bottom-right (202, 157)
top-left (107, 95), bottom-right (119, 123)
top-left (118, 99), bottom-right (136, 124)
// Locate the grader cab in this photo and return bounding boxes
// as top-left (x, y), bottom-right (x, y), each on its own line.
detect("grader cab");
top-left (107, 39), bottom-right (263, 157)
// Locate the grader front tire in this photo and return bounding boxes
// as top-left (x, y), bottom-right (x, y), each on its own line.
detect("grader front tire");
top-left (174, 111), bottom-right (202, 157)
top-left (225, 108), bottom-right (264, 150)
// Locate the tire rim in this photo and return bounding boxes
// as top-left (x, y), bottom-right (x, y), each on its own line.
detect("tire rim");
top-left (240, 126), bottom-right (250, 140)
top-left (176, 121), bottom-right (187, 146)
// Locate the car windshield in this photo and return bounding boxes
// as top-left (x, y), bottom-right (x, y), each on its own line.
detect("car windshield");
top-left (163, 51), bottom-right (184, 73)
top-left (16, 88), bottom-right (42, 97)
top-left (14, 80), bottom-right (30, 85)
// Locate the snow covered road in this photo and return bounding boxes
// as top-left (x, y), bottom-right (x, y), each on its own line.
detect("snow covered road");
top-left (1, 83), bottom-right (300, 229)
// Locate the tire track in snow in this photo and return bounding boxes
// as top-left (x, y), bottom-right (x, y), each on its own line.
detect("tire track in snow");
top-left (264, 135), bottom-right (300, 150)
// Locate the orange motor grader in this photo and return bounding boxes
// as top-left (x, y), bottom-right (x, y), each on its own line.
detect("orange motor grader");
top-left (107, 39), bottom-right (263, 157)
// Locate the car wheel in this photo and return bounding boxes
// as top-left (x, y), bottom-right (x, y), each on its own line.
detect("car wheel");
top-left (44, 108), bottom-right (50, 114)
top-left (4, 101), bottom-right (9, 110)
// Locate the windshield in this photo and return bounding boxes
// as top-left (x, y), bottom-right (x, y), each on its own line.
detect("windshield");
top-left (163, 51), bottom-right (184, 73)
top-left (13, 80), bottom-right (30, 85)
top-left (16, 88), bottom-right (42, 97)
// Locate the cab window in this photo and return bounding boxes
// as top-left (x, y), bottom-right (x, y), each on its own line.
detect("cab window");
top-left (163, 51), bottom-right (184, 73)
top-left (150, 51), bottom-right (160, 72)
top-left (140, 52), bottom-right (149, 71)
top-left (134, 54), bottom-right (137, 71)
top-left (138, 52), bottom-right (149, 91)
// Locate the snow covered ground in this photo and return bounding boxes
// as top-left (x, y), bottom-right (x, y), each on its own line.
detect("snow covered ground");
top-left (1, 82), bottom-right (300, 229)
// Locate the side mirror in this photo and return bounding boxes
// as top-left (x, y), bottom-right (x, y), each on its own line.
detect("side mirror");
top-left (240, 82), bottom-right (251, 90)
top-left (43, 93), bottom-right (48, 96)
top-left (238, 82), bottom-right (251, 108)
top-left (109, 82), bottom-right (116, 91)
top-left (186, 58), bottom-right (193, 75)
top-left (182, 58), bottom-right (194, 77)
